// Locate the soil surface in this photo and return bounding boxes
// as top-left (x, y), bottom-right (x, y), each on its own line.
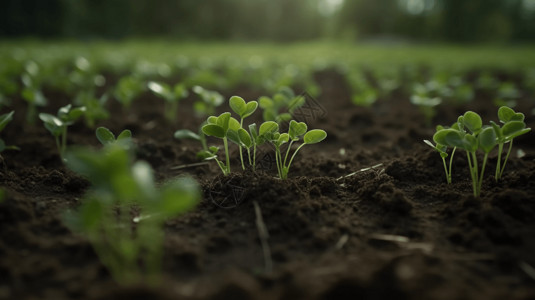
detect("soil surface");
top-left (1, 69), bottom-right (535, 300)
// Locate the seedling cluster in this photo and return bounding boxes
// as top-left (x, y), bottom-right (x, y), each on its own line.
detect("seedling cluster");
top-left (426, 106), bottom-right (531, 197)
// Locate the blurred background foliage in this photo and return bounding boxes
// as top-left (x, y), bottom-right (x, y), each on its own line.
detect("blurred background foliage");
top-left (1, 0), bottom-right (535, 43)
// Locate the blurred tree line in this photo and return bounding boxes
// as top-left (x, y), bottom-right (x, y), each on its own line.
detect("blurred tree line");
top-left (1, 0), bottom-right (534, 43)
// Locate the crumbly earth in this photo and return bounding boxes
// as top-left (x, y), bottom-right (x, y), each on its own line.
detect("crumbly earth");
top-left (1, 69), bottom-right (534, 300)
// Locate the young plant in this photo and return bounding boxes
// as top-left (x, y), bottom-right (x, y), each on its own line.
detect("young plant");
top-left (192, 85), bottom-right (224, 117)
top-left (267, 120), bottom-right (327, 179)
top-left (258, 87), bottom-right (305, 123)
top-left (201, 112), bottom-right (240, 176)
top-left (0, 111), bottom-right (19, 152)
top-left (96, 127), bottom-right (133, 150)
top-left (423, 124), bottom-right (456, 184)
top-left (113, 76), bottom-right (145, 109)
top-left (490, 106), bottom-right (531, 181)
top-left (39, 104), bottom-right (86, 159)
top-left (21, 76), bottom-right (47, 125)
top-left (64, 144), bottom-right (200, 286)
top-left (75, 91), bottom-right (110, 128)
top-left (229, 96), bottom-right (258, 170)
top-left (433, 111), bottom-right (497, 197)
top-left (147, 81), bottom-right (188, 122)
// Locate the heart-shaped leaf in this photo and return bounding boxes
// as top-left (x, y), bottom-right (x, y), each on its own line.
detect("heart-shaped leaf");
top-left (259, 121), bottom-right (279, 136)
top-left (228, 117), bottom-right (241, 131)
top-left (117, 130), bottom-right (132, 141)
top-left (462, 111), bottom-right (482, 134)
top-left (207, 116), bottom-right (217, 124)
top-left (289, 120), bottom-right (308, 140)
top-left (216, 112), bottom-right (231, 132)
top-left (304, 129), bottom-right (327, 144)
top-left (39, 113), bottom-right (63, 127)
top-left (498, 106), bottom-right (516, 123)
top-left (227, 129), bottom-right (241, 146)
top-left (502, 121), bottom-right (530, 140)
top-left (276, 133), bottom-right (289, 147)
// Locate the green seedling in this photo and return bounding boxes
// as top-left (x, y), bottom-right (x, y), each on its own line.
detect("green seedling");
top-left (245, 121), bottom-right (277, 171)
top-left (96, 127), bottom-right (133, 151)
top-left (0, 111), bottom-right (19, 152)
top-left (192, 85), bottom-right (224, 117)
top-left (64, 145), bottom-right (200, 286)
top-left (424, 125), bottom-right (456, 184)
top-left (229, 96), bottom-right (258, 170)
top-left (258, 87), bottom-right (305, 123)
top-left (490, 106), bottom-right (531, 181)
top-left (147, 81), bottom-right (188, 122)
top-left (174, 128), bottom-right (217, 161)
top-left (433, 111), bottom-right (496, 197)
top-left (201, 112), bottom-right (241, 176)
top-left (39, 104), bottom-right (86, 159)
top-left (114, 76), bottom-right (145, 109)
top-left (75, 91), bottom-right (110, 128)
top-left (267, 120), bottom-right (327, 179)
top-left (21, 73), bottom-right (47, 125)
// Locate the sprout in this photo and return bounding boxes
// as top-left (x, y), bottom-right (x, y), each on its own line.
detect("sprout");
top-left (96, 127), bottom-right (133, 151)
top-left (201, 112), bottom-right (241, 176)
top-left (147, 81), bottom-right (188, 122)
top-left (0, 111), bottom-right (19, 153)
top-left (228, 95), bottom-right (258, 170)
top-left (39, 104), bottom-right (86, 159)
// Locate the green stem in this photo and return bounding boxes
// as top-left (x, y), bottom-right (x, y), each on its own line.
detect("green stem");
top-left (223, 137), bottom-right (230, 175)
top-left (499, 140), bottom-right (513, 180)
top-left (283, 140), bottom-right (294, 168)
top-left (466, 151), bottom-right (477, 197)
top-left (252, 143), bottom-right (257, 171)
top-left (471, 151), bottom-right (479, 197)
top-left (495, 142), bottom-right (504, 181)
top-left (61, 126), bottom-right (67, 158)
top-left (448, 147), bottom-right (456, 184)
top-left (478, 153), bottom-right (489, 197)
top-left (441, 157), bottom-right (449, 184)
top-left (275, 147), bottom-right (282, 179)
top-left (283, 143), bottom-right (306, 179)
top-left (238, 118), bottom-right (245, 170)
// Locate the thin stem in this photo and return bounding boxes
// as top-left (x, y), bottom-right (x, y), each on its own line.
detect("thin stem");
top-left (478, 153), bottom-right (489, 196)
top-left (499, 140), bottom-right (513, 179)
top-left (441, 157), bottom-right (449, 184)
top-left (471, 152), bottom-right (479, 197)
top-left (274, 147), bottom-right (282, 178)
top-left (284, 143), bottom-right (306, 179)
top-left (283, 140), bottom-right (294, 168)
top-left (252, 143), bottom-right (257, 171)
top-left (466, 151), bottom-right (477, 197)
top-left (223, 137), bottom-right (230, 175)
top-left (448, 147), bottom-right (456, 184)
top-left (61, 126), bottom-right (67, 158)
top-left (239, 118), bottom-right (245, 170)
top-left (495, 142), bottom-right (504, 181)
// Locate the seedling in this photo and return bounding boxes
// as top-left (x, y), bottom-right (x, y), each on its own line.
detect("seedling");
top-left (96, 127), bottom-right (133, 151)
top-left (64, 145), bottom-right (200, 286)
top-left (258, 87), bottom-right (305, 123)
top-left (490, 106), bottom-right (531, 181)
top-left (433, 111), bottom-right (497, 197)
top-left (0, 111), bottom-right (19, 152)
top-left (39, 104), bottom-right (86, 159)
top-left (192, 86), bottom-right (224, 117)
top-left (201, 112), bottom-right (241, 175)
top-left (147, 81), bottom-right (188, 122)
top-left (114, 76), bottom-right (145, 109)
top-left (267, 120), bottom-right (327, 179)
top-left (423, 125), bottom-right (456, 184)
top-left (21, 74), bottom-right (47, 125)
top-left (75, 91), bottom-right (110, 128)
top-left (229, 96), bottom-right (258, 170)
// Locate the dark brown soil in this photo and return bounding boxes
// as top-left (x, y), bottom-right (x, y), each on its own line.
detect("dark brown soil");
top-left (1, 69), bottom-right (535, 300)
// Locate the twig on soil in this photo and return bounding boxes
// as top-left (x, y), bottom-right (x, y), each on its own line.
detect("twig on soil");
top-left (336, 163), bottom-right (384, 181)
top-left (171, 161), bottom-right (211, 170)
top-left (520, 261), bottom-right (535, 281)
top-left (253, 200), bottom-right (273, 273)
top-left (335, 234), bottom-right (349, 250)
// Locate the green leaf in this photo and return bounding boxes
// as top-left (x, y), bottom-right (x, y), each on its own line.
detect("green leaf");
top-left (463, 134), bottom-right (478, 152)
top-left (158, 177), bottom-right (200, 218)
top-left (226, 129), bottom-right (241, 146)
top-left (174, 129), bottom-right (200, 141)
top-left (67, 107), bottom-right (86, 122)
top-left (243, 101), bottom-right (258, 118)
top-left (216, 112), bottom-right (231, 132)
top-left (489, 121), bottom-right (503, 141)
top-left (276, 133), bottom-right (289, 146)
top-left (258, 96), bottom-right (273, 109)
top-left (498, 106), bottom-right (516, 123)
top-left (39, 113), bottom-right (63, 127)
top-left (249, 123), bottom-right (258, 141)
top-left (259, 121), bottom-right (279, 136)
top-left (117, 130), bottom-right (132, 141)
top-left (96, 127), bottom-right (115, 145)
top-left (502, 121), bottom-right (531, 140)
top-left (288, 120), bottom-right (307, 140)
top-left (202, 124), bottom-right (225, 138)
top-left (304, 129), bottom-right (327, 144)
top-left (173, 84), bottom-right (188, 99)
top-left (462, 111), bottom-right (482, 134)
top-left (207, 116), bottom-right (218, 124)
top-left (228, 117), bottom-right (241, 131)
top-left (478, 127), bottom-right (497, 153)
top-left (229, 96), bottom-right (246, 116)
top-left (0, 111), bottom-right (14, 132)
top-left (238, 128), bottom-right (252, 148)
